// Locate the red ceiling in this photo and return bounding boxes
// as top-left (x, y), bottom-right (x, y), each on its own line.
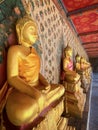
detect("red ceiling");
top-left (80, 33), bottom-right (98, 43)
top-left (83, 43), bottom-right (98, 48)
top-left (71, 9), bottom-right (98, 34)
top-left (62, 0), bottom-right (98, 58)
top-left (62, 0), bottom-right (98, 12)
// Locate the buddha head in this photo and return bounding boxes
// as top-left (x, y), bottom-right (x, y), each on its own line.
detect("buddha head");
top-left (80, 57), bottom-right (85, 64)
top-left (64, 45), bottom-right (72, 58)
top-left (16, 15), bottom-right (38, 47)
top-left (75, 53), bottom-right (81, 62)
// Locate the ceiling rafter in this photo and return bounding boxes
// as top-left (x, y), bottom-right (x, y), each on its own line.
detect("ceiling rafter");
top-left (83, 44), bottom-right (98, 48)
top-left (88, 54), bottom-right (98, 57)
top-left (86, 49), bottom-right (98, 51)
top-left (82, 41), bottom-right (98, 45)
top-left (67, 3), bottom-right (98, 16)
top-left (83, 46), bottom-right (98, 49)
top-left (87, 52), bottom-right (98, 55)
top-left (88, 55), bottom-right (98, 57)
top-left (87, 51), bottom-right (98, 54)
top-left (88, 52), bottom-right (98, 54)
top-left (78, 30), bottom-right (98, 36)
top-left (87, 50), bottom-right (98, 52)
top-left (86, 47), bottom-right (98, 49)
top-left (62, 0), bottom-right (98, 58)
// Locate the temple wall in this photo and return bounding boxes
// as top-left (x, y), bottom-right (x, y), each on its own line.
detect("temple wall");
top-left (0, 0), bottom-right (88, 88)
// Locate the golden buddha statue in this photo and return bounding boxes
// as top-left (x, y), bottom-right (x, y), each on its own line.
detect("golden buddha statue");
top-left (80, 57), bottom-right (91, 77)
top-left (62, 46), bottom-right (86, 118)
top-left (75, 55), bottom-right (91, 92)
top-left (75, 54), bottom-right (85, 75)
top-left (81, 57), bottom-right (92, 78)
top-left (75, 55), bottom-right (91, 73)
top-left (6, 15), bottom-right (65, 126)
top-left (75, 53), bottom-right (81, 72)
top-left (63, 45), bottom-right (80, 83)
top-left (80, 57), bottom-right (91, 70)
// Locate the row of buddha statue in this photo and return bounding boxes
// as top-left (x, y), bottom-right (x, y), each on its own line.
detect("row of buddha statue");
top-left (75, 54), bottom-right (92, 92)
top-left (0, 14), bottom-right (92, 130)
top-left (62, 45), bottom-right (92, 118)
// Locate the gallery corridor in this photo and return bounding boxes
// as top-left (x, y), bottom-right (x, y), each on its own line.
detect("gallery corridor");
top-left (88, 73), bottom-right (98, 130)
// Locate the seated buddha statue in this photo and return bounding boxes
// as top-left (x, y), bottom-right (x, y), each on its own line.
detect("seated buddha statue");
top-left (62, 46), bottom-right (86, 118)
top-left (62, 45), bottom-right (80, 83)
top-left (75, 54), bottom-right (91, 73)
top-left (84, 58), bottom-right (92, 75)
top-left (81, 57), bottom-right (92, 76)
top-left (80, 57), bottom-right (89, 70)
top-left (6, 15), bottom-right (65, 126)
top-left (75, 54), bottom-right (81, 72)
top-left (75, 54), bottom-right (85, 75)
top-left (80, 57), bottom-right (91, 76)
top-left (75, 55), bottom-right (91, 92)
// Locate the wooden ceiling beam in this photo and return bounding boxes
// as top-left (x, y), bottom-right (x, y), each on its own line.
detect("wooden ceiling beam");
top-left (86, 51), bottom-right (98, 53)
top-left (88, 53), bottom-right (98, 54)
top-left (88, 53), bottom-right (98, 55)
top-left (88, 55), bottom-right (98, 57)
top-left (89, 55), bottom-right (98, 58)
top-left (87, 53), bottom-right (98, 55)
top-left (85, 47), bottom-right (98, 50)
top-left (88, 51), bottom-right (98, 53)
top-left (67, 3), bottom-right (98, 16)
top-left (83, 46), bottom-right (98, 49)
top-left (78, 30), bottom-right (98, 36)
top-left (86, 49), bottom-right (98, 52)
top-left (87, 52), bottom-right (98, 54)
top-left (83, 44), bottom-right (98, 48)
top-left (82, 41), bottom-right (98, 45)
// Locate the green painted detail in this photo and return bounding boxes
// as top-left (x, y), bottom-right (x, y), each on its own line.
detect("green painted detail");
top-left (0, 46), bottom-right (3, 63)
top-left (0, 9), bottom-right (4, 21)
top-left (0, 0), bottom-right (25, 21)
top-left (16, 0), bottom-right (25, 14)
top-left (0, 0), bottom-right (4, 4)
top-left (0, 2), bottom-right (12, 17)
top-left (5, 0), bottom-right (16, 7)
top-left (0, 0), bottom-right (25, 63)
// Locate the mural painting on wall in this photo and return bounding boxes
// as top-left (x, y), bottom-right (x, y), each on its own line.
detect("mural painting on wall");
top-left (0, 0), bottom-right (25, 63)
top-left (0, 0), bottom-right (4, 4)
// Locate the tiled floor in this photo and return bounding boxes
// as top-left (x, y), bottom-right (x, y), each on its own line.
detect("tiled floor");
top-left (89, 73), bottom-right (98, 130)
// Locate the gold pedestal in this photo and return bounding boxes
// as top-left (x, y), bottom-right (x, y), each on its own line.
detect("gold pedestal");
top-left (64, 80), bottom-right (86, 118)
top-left (57, 117), bottom-right (76, 130)
top-left (32, 99), bottom-right (64, 130)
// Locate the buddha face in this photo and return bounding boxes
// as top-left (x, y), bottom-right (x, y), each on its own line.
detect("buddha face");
top-left (22, 22), bottom-right (38, 46)
top-left (80, 57), bottom-right (85, 63)
top-left (65, 49), bottom-right (72, 57)
top-left (76, 56), bottom-right (80, 62)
